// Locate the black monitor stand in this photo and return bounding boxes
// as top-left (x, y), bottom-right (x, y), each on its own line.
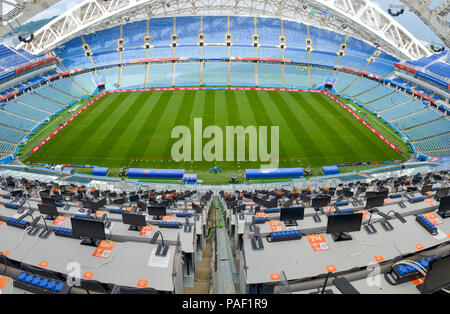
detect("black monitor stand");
top-left (284, 220), bottom-right (298, 227)
top-left (313, 207), bottom-right (322, 223)
top-left (437, 210), bottom-right (450, 219)
top-left (128, 225), bottom-right (142, 231)
top-left (45, 215), bottom-right (56, 221)
top-left (80, 237), bottom-right (101, 247)
top-left (331, 232), bottom-right (353, 242)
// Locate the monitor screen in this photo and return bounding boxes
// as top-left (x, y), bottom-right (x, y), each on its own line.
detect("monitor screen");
top-left (365, 190), bottom-right (388, 198)
top-left (326, 213), bottom-right (363, 234)
top-left (234, 204), bottom-right (246, 214)
top-left (311, 196), bottom-right (330, 208)
top-left (148, 206), bottom-right (166, 217)
top-left (122, 212), bottom-right (146, 227)
top-left (435, 187), bottom-right (449, 199)
top-left (137, 200), bottom-right (147, 211)
top-left (41, 197), bottom-right (56, 206)
top-left (421, 254), bottom-right (450, 294)
top-left (71, 217), bottom-right (106, 241)
top-left (39, 190), bottom-right (50, 198)
top-left (96, 198), bottom-right (107, 207)
top-left (129, 195), bottom-right (140, 203)
top-left (343, 189), bottom-right (354, 198)
top-left (11, 190), bottom-right (23, 197)
top-left (421, 184), bottom-right (433, 194)
top-left (438, 195), bottom-right (450, 214)
top-left (114, 198), bottom-right (126, 205)
top-left (365, 195), bottom-right (385, 210)
top-left (82, 200), bottom-right (99, 211)
top-left (280, 207), bottom-right (304, 222)
top-left (38, 203), bottom-right (58, 216)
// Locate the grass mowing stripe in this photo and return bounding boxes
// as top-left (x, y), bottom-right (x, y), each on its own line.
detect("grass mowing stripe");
top-left (126, 91), bottom-right (173, 162)
top-left (87, 92), bottom-right (151, 163)
top-left (146, 91), bottom-right (189, 160)
top-left (161, 90), bottom-right (197, 160)
top-left (113, 92), bottom-right (163, 166)
top-left (259, 91), bottom-right (310, 164)
top-left (266, 91), bottom-right (325, 164)
top-left (288, 92), bottom-right (360, 160)
top-left (244, 90), bottom-right (289, 163)
top-left (225, 91), bottom-right (242, 126)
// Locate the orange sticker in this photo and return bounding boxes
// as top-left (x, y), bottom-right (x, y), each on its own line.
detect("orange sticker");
top-left (410, 275), bottom-right (424, 286)
top-left (1, 251), bottom-right (9, 256)
top-left (424, 198), bottom-right (434, 206)
top-left (95, 210), bottom-right (105, 217)
top-left (355, 210), bottom-right (369, 221)
top-left (52, 216), bottom-right (66, 225)
top-left (326, 265), bottom-right (336, 272)
top-left (124, 207), bottom-right (133, 212)
top-left (93, 240), bottom-right (116, 259)
top-left (0, 221), bottom-right (4, 227)
top-left (256, 212), bottom-right (266, 218)
top-left (83, 272), bottom-right (94, 280)
top-left (269, 220), bottom-right (282, 232)
top-left (384, 198), bottom-right (390, 204)
top-left (422, 213), bottom-right (442, 226)
top-left (270, 273), bottom-right (280, 281)
top-left (0, 277), bottom-right (10, 289)
top-left (374, 255), bottom-right (384, 262)
top-left (306, 234), bottom-right (329, 252)
top-left (139, 225), bottom-right (153, 237)
top-left (415, 243), bottom-right (424, 250)
top-left (137, 280), bottom-right (148, 287)
top-left (162, 216), bottom-right (172, 222)
top-left (325, 206), bottom-right (334, 213)
top-left (39, 261), bottom-right (48, 268)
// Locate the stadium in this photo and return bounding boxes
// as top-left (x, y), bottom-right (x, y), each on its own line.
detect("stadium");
top-left (0, 0), bottom-right (448, 296)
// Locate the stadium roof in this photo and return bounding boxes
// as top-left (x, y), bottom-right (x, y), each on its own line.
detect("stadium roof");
top-left (0, 0), bottom-right (62, 37)
top-left (17, 0), bottom-right (431, 60)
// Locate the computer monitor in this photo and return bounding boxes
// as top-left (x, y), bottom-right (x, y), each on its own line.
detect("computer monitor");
top-left (280, 207), bottom-right (304, 227)
top-left (96, 198), bottom-right (107, 208)
top-left (137, 200), bottom-right (147, 211)
top-left (38, 203), bottom-right (59, 220)
top-left (438, 195), bottom-right (450, 218)
top-left (11, 190), bottom-right (23, 197)
top-left (82, 200), bottom-right (99, 212)
top-left (343, 189), bottom-right (354, 198)
top-left (148, 206), bottom-right (166, 219)
top-left (421, 184), bottom-right (433, 194)
top-left (326, 213), bottom-right (363, 242)
top-left (365, 195), bottom-right (385, 210)
top-left (311, 196), bottom-right (330, 209)
top-left (234, 204), bottom-right (246, 214)
top-left (70, 217), bottom-right (106, 247)
top-left (365, 190), bottom-right (388, 198)
top-left (435, 187), bottom-right (449, 199)
top-left (114, 198), bottom-right (126, 205)
top-left (122, 212), bottom-right (146, 231)
top-left (41, 197), bottom-right (56, 206)
top-left (129, 195), bottom-right (139, 203)
top-left (420, 254), bottom-right (450, 294)
top-left (39, 190), bottom-right (50, 198)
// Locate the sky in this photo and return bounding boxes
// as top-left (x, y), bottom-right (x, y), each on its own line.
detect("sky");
top-left (24, 0), bottom-right (447, 47)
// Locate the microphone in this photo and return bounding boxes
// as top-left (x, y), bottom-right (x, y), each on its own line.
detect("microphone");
top-left (38, 215), bottom-right (51, 239)
top-left (364, 210), bottom-right (377, 234)
top-left (150, 231), bottom-right (168, 256)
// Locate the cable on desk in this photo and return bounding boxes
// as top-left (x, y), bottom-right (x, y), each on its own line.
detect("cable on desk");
top-left (68, 242), bottom-right (120, 269)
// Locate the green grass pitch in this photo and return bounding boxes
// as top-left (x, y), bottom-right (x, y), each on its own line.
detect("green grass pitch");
top-left (24, 89), bottom-right (405, 184)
